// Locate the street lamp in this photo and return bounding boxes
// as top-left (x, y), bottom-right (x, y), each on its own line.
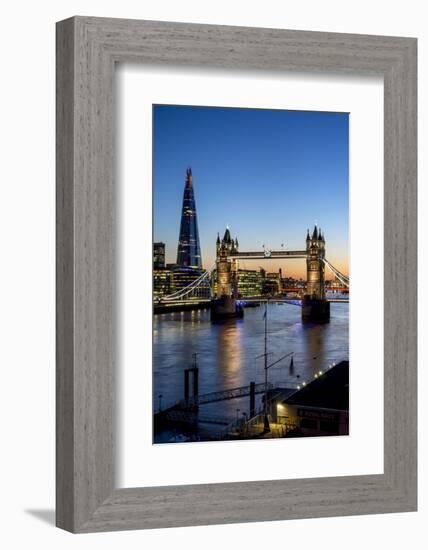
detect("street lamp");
top-left (261, 300), bottom-right (295, 434)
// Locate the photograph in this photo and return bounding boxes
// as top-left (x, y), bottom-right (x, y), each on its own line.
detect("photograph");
top-left (0, 1), bottom-right (419, 543)
top-left (152, 104), bottom-right (350, 443)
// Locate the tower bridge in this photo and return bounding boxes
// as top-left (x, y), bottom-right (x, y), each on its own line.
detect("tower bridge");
top-left (156, 225), bottom-right (349, 323)
top-left (212, 225), bottom-right (332, 322)
top-left (157, 168), bottom-right (349, 321)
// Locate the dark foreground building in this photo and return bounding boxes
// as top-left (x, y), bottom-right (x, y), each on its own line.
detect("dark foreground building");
top-left (176, 168), bottom-right (202, 269)
top-left (275, 361), bottom-right (349, 437)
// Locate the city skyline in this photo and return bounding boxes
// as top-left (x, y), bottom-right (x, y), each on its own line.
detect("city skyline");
top-left (153, 104), bottom-right (349, 278)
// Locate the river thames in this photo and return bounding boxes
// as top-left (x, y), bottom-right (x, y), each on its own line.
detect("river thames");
top-left (153, 300), bottom-right (348, 441)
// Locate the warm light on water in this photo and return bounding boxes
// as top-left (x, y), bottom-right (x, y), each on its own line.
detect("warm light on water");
top-left (153, 302), bottom-right (348, 431)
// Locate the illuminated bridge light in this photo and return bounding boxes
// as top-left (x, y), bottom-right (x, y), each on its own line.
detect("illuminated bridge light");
top-left (155, 227), bottom-right (349, 308)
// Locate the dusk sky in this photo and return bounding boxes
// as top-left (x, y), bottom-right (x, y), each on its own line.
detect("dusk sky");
top-left (153, 104), bottom-right (349, 279)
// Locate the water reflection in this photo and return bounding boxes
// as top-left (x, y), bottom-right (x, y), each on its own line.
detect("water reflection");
top-left (215, 320), bottom-right (243, 388)
top-left (153, 303), bottom-right (348, 420)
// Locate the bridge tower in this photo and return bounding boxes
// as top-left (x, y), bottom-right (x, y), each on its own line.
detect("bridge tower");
top-left (302, 225), bottom-right (330, 322)
top-left (211, 227), bottom-right (243, 320)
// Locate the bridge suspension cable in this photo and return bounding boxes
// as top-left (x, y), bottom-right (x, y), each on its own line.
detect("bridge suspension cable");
top-left (160, 265), bottom-right (216, 302)
top-left (323, 259), bottom-right (349, 288)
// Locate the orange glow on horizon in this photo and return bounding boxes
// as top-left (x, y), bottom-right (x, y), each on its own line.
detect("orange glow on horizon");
top-left (197, 256), bottom-right (349, 280)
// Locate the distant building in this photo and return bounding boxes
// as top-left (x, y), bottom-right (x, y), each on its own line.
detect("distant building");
top-left (153, 268), bottom-right (171, 297)
top-left (176, 168), bottom-right (202, 269)
top-left (153, 242), bottom-right (165, 269)
top-left (170, 267), bottom-right (205, 294)
top-left (153, 167), bottom-right (205, 299)
top-left (281, 276), bottom-right (306, 295)
top-left (237, 269), bottom-right (262, 297)
top-left (325, 279), bottom-right (347, 290)
top-left (153, 264), bottom-right (206, 299)
top-left (262, 271), bottom-right (281, 296)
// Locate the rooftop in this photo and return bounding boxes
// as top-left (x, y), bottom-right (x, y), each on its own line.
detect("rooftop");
top-left (284, 360), bottom-right (349, 411)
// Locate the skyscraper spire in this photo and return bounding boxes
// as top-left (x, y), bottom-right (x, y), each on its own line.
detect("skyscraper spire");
top-left (185, 166), bottom-right (192, 185)
top-left (176, 167), bottom-right (202, 268)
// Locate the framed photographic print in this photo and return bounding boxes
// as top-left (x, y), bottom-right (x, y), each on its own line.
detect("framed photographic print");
top-left (151, 104), bottom-right (350, 444)
top-left (56, 17), bottom-right (417, 532)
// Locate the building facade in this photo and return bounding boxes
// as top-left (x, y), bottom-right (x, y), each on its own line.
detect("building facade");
top-left (153, 242), bottom-right (165, 269)
top-left (176, 168), bottom-right (202, 269)
top-left (237, 269), bottom-right (263, 297)
top-left (262, 271), bottom-right (282, 296)
top-left (170, 267), bottom-right (205, 294)
top-left (153, 268), bottom-right (171, 297)
top-left (275, 361), bottom-right (349, 437)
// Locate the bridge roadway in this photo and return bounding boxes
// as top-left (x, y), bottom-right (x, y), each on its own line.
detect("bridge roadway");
top-left (241, 296), bottom-right (349, 304)
top-left (154, 296), bottom-right (349, 308)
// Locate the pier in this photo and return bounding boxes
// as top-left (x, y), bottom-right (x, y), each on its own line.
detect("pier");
top-left (154, 361), bottom-right (349, 442)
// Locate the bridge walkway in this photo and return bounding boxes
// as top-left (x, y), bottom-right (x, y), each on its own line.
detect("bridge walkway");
top-left (179, 382), bottom-right (272, 408)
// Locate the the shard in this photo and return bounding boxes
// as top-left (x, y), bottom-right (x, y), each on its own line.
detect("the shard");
top-left (176, 167), bottom-right (202, 269)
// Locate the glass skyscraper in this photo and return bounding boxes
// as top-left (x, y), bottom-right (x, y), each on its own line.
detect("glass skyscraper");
top-left (176, 168), bottom-right (202, 269)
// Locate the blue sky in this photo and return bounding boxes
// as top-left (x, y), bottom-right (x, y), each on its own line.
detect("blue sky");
top-left (153, 104), bottom-right (349, 278)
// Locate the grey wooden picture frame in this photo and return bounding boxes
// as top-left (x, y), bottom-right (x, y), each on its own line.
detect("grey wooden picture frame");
top-left (56, 16), bottom-right (417, 533)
